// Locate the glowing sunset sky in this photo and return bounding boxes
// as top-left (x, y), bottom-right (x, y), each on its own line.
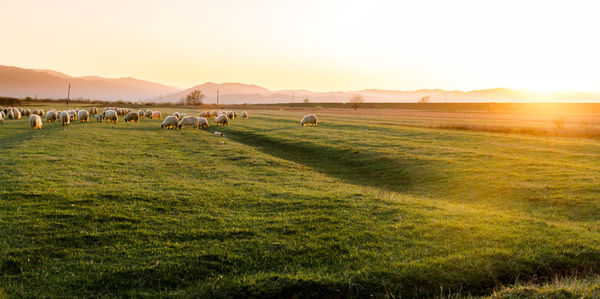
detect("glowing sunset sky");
top-left (1, 0), bottom-right (599, 92)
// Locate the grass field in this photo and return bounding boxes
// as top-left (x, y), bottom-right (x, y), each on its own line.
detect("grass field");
top-left (1, 105), bottom-right (600, 297)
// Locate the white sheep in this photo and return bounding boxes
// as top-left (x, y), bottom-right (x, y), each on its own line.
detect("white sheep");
top-left (0, 111), bottom-right (4, 124)
top-left (300, 114), bottom-right (318, 126)
top-left (210, 111), bottom-right (218, 118)
top-left (215, 114), bottom-right (229, 126)
top-left (46, 111), bottom-right (57, 122)
top-left (161, 115), bottom-right (179, 129)
top-left (69, 110), bottom-right (77, 121)
top-left (145, 110), bottom-right (154, 118)
top-left (104, 110), bottom-right (118, 123)
top-left (29, 115), bottom-right (42, 130)
top-left (172, 112), bottom-right (181, 119)
top-left (177, 116), bottom-right (199, 129)
top-left (89, 107), bottom-right (98, 115)
top-left (151, 111), bottom-right (162, 119)
top-left (7, 110), bottom-right (14, 120)
top-left (59, 111), bottom-right (70, 126)
top-left (198, 117), bottom-right (209, 128)
top-left (241, 111), bottom-right (248, 119)
top-left (227, 111), bottom-right (236, 120)
top-left (124, 112), bottom-right (140, 122)
top-left (94, 115), bottom-right (104, 122)
top-left (78, 110), bottom-right (90, 123)
top-left (137, 110), bottom-right (145, 118)
top-left (12, 108), bottom-right (21, 120)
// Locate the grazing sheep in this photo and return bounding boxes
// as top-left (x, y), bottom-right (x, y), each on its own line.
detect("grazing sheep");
top-left (198, 117), bottom-right (209, 128)
top-left (177, 116), bottom-right (200, 129)
top-left (151, 111), bottom-right (162, 119)
top-left (241, 111), bottom-right (248, 119)
top-left (172, 112), bottom-right (181, 119)
top-left (227, 111), bottom-right (236, 120)
top-left (7, 110), bottom-right (14, 120)
top-left (124, 112), bottom-right (140, 122)
top-left (39, 109), bottom-right (45, 116)
top-left (78, 110), bottom-right (90, 123)
top-left (20, 109), bottom-right (26, 115)
top-left (199, 111), bottom-right (210, 118)
top-left (301, 114), bottom-right (318, 126)
top-left (94, 115), bottom-right (104, 122)
top-left (210, 111), bottom-right (218, 118)
top-left (29, 115), bottom-right (42, 130)
top-left (104, 110), bottom-right (118, 123)
top-left (12, 109), bottom-right (21, 120)
top-left (102, 108), bottom-right (114, 117)
top-left (59, 111), bottom-right (70, 126)
top-left (32, 108), bottom-right (39, 115)
top-left (25, 109), bottom-right (32, 116)
top-left (215, 114), bottom-right (229, 126)
top-left (69, 110), bottom-right (77, 121)
top-left (137, 110), bottom-right (145, 118)
top-left (0, 111), bottom-right (4, 124)
top-left (45, 111), bottom-right (57, 122)
top-left (161, 115), bottom-right (179, 129)
top-left (145, 110), bottom-right (153, 117)
top-left (89, 107), bottom-right (98, 115)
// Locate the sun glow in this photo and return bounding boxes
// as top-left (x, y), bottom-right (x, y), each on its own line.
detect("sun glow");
top-left (1, 0), bottom-right (599, 94)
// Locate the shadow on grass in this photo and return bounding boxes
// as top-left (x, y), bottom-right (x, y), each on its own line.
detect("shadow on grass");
top-left (223, 128), bottom-right (444, 194)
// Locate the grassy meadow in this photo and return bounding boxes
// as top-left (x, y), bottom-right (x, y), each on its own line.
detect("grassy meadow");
top-left (1, 104), bottom-right (600, 297)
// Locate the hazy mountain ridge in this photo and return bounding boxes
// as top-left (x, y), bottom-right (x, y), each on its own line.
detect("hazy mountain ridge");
top-left (0, 65), bottom-right (182, 101)
top-left (2, 65), bottom-right (600, 103)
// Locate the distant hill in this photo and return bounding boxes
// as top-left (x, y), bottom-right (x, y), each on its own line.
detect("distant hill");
top-left (2, 64), bottom-right (600, 103)
top-left (0, 65), bottom-right (182, 101)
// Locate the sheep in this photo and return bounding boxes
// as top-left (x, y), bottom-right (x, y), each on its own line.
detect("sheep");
top-left (0, 111), bottom-right (3, 124)
top-left (145, 110), bottom-right (153, 118)
top-left (124, 112), bottom-right (140, 122)
top-left (137, 110), bottom-right (145, 118)
top-left (300, 114), bottom-right (318, 126)
top-left (7, 110), bottom-right (14, 120)
top-left (89, 107), bottom-right (98, 115)
top-left (161, 115), bottom-right (179, 129)
top-left (32, 108), bottom-right (39, 115)
top-left (25, 109), bottom-right (32, 116)
top-left (59, 111), bottom-right (70, 126)
top-left (69, 110), bottom-right (77, 121)
top-left (45, 111), bottom-right (58, 122)
top-left (94, 115), bottom-right (104, 122)
top-left (215, 114), bottom-right (229, 126)
top-left (210, 111), bottom-right (218, 118)
top-left (102, 108), bottom-right (114, 116)
top-left (78, 110), bottom-right (90, 123)
top-left (199, 111), bottom-right (210, 118)
top-left (172, 112), bottom-right (181, 119)
top-left (227, 111), bottom-right (236, 120)
top-left (29, 115), bottom-right (42, 130)
top-left (241, 111), bottom-right (248, 119)
top-left (12, 109), bottom-right (21, 120)
top-left (20, 109), bottom-right (26, 116)
top-left (104, 110), bottom-right (118, 123)
top-left (177, 116), bottom-right (200, 129)
top-left (198, 117), bottom-right (209, 128)
top-left (151, 111), bottom-right (162, 119)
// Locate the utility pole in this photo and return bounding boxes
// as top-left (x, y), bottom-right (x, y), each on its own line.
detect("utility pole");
top-left (67, 84), bottom-right (71, 105)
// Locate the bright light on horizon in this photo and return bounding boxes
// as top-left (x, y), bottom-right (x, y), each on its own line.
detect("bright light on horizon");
top-left (1, 0), bottom-right (599, 93)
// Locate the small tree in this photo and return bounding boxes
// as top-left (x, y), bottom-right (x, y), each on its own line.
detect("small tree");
top-left (349, 94), bottom-right (364, 111)
top-left (186, 90), bottom-right (204, 105)
top-left (303, 98), bottom-right (310, 104)
top-left (418, 96), bottom-right (430, 103)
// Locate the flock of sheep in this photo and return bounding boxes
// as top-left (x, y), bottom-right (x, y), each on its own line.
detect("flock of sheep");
top-left (0, 106), bottom-right (319, 130)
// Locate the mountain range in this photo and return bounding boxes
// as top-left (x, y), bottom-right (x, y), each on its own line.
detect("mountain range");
top-left (1, 65), bottom-right (600, 103)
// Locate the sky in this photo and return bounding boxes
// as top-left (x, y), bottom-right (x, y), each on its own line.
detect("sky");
top-left (1, 0), bottom-right (599, 92)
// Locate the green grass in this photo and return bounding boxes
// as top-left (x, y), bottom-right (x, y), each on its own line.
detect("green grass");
top-left (1, 107), bottom-right (600, 297)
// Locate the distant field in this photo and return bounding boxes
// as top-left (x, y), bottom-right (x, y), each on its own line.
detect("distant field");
top-left (1, 105), bottom-right (600, 297)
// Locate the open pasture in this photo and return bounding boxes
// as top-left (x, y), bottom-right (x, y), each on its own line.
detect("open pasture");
top-left (1, 106), bottom-right (600, 297)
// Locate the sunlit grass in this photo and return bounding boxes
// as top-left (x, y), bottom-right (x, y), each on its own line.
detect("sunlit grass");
top-left (1, 106), bottom-right (600, 297)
